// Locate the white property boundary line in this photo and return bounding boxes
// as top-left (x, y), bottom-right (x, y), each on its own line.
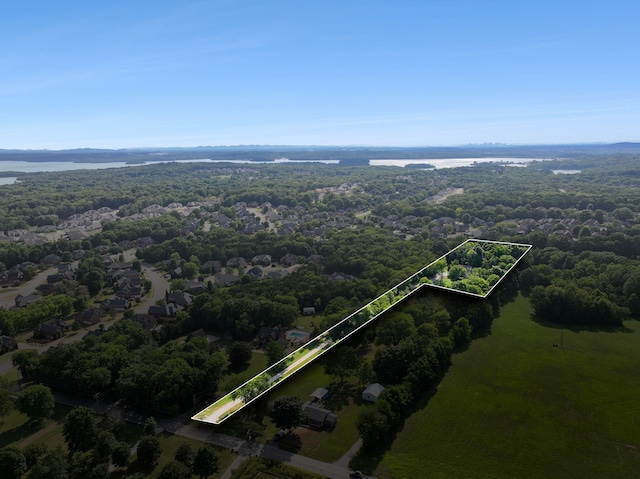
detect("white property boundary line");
top-left (422, 238), bottom-right (533, 298)
top-left (192, 239), bottom-right (532, 424)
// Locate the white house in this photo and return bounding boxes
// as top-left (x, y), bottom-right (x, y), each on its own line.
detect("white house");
top-left (362, 383), bottom-right (385, 403)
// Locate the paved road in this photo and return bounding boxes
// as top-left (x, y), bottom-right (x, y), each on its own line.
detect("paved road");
top-left (165, 421), bottom-right (358, 479)
top-left (135, 263), bottom-right (168, 314)
top-left (0, 266), bottom-right (57, 310)
top-left (0, 264), bottom-right (170, 376)
top-left (50, 390), bottom-right (362, 479)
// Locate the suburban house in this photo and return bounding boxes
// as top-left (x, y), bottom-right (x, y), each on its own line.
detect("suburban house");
top-left (130, 314), bottom-right (158, 331)
top-left (115, 285), bottom-right (142, 299)
top-left (301, 387), bottom-right (336, 429)
top-left (280, 253), bottom-right (298, 267)
top-left (0, 335), bottom-right (18, 354)
top-left (246, 267), bottom-right (264, 279)
top-left (201, 260), bottom-right (222, 273)
top-left (58, 263), bottom-right (77, 275)
top-left (302, 307), bottom-right (316, 316)
top-left (15, 294), bottom-right (41, 308)
top-left (100, 298), bottom-right (131, 313)
top-left (148, 303), bottom-right (179, 319)
top-left (187, 328), bottom-right (217, 346)
top-left (41, 254), bottom-right (61, 266)
top-left (71, 249), bottom-right (86, 260)
top-left (75, 308), bottom-right (103, 327)
top-left (0, 269), bottom-right (22, 285)
top-left (34, 318), bottom-right (66, 341)
top-left (303, 404), bottom-right (337, 430)
top-left (226, 257), bottom-right (248, 269)
top-left (167, 291), bottom-right (195, 308)
top-left (257, 326), bottom-right (284, 347)
top-left (251, 254), bottom-right (272, 266)
top-left (362, 383), bottom-right (385, 403)
top-left (184, 280), bottom-right (206, 294)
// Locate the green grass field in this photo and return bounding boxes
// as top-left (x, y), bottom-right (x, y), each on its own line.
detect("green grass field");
top-left (0, 403), bottom-right (70, 449)
top-left (377, 295), bottom-right (640, 479)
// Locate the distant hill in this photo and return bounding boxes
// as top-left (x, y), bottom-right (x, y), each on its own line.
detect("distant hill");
top-left (0, 143), bottom-right (639, 163)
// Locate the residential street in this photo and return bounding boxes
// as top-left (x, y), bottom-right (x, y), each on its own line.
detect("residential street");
top-left (2, 255), bottom-right (362, 478)
top-left (134, 263), bottom-right (168, 313)
top-left (160, 420), bottom-right (360, 479)
top-left (51, 390), bottom-right (362, 479)
top-left (0, 261), bottom-right (170, 375)
top-left (0, 266), bottom-right (57, 310)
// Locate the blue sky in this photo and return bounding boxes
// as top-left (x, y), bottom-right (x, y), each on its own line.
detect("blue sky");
top-left (2, 0), bottom-right (639, 149)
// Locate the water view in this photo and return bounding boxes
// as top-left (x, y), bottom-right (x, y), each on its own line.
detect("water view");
top-left (0, 156), bottom-right (552, 185)
top-left (370, 157), bottom-right (551, 168)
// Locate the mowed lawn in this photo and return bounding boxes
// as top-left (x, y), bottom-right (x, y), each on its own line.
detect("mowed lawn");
top-left (377, 295), bottom-right (640, 479)
top-left (261, 361), bottom-right (365, 462)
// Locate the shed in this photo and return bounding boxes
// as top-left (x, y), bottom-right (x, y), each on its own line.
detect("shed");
top-left (310, 388), bottom-right (329, 401)
top-left (362, 383), bottom-right (385, 403)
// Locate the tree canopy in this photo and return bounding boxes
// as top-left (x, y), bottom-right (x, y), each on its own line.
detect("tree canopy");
top-left (16, 384), bottom-right (54, 423)
top-left (270, 396), bottom-right (307, 431)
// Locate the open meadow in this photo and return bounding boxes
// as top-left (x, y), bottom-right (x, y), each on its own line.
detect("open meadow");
top-left (377, 295), bottom-right (640, 479)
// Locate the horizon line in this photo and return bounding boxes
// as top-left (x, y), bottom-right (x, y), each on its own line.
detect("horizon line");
top-left (1, 141), bottom-right (638, 153)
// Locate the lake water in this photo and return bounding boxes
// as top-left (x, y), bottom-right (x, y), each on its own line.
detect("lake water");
top-left (0, 156), bottom-right (550, 185)
top-left (369, 157), bottom-right (550, 168)
top-left (0, 158), bottom-right (340, 180)
top-left (0, 158), bottom-right (214, 174)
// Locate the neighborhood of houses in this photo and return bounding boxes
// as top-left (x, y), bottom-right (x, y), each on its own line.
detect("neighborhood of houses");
top-left (2, 175), bottom-right (633, 343)
top-left (1, 176), bottom-right (634, 263)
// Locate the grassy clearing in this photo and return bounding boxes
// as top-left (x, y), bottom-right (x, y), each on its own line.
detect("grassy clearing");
top-left (230, 456), bottom-right (324, 479)
top-left (244, 351), bottom-right (269, 378)
top-left (292, 314), bottom-right (316, 331)
top-left (376, 295), bottom-right (640, 479)
top-left (0, 351), bottom-right (16, 365)
top-left (0, 403), bottom-right (70, 449)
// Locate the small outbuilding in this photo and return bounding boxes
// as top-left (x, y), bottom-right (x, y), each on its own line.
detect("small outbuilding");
top-left (362, 383), bottom-right (385, 403)
top-left (310, 387), bottom-right (329, 402)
